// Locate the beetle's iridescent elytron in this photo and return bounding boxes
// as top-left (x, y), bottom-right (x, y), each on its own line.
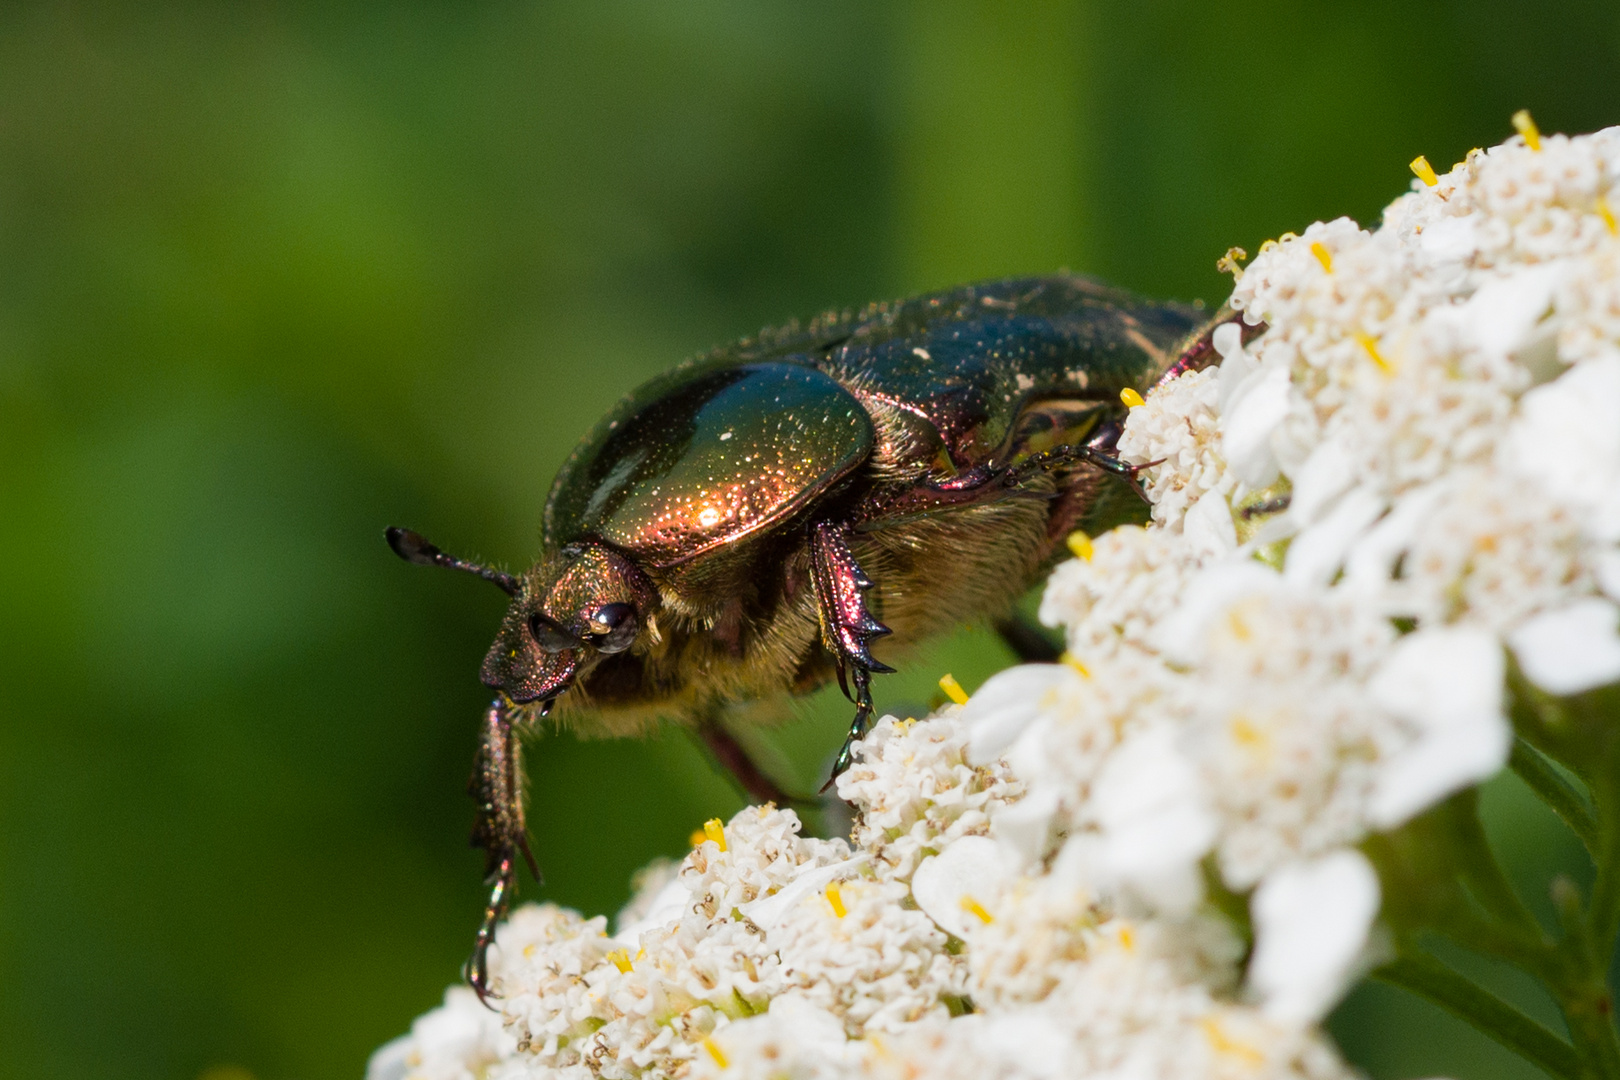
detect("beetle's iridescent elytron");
top-left (388, 274), bottom-right (1247, 998)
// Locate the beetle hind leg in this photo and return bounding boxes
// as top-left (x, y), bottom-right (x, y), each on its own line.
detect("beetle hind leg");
top-left (465, 697), bottom-right (540, 1006)
top-left (809, 521), bottom-right (893, 788)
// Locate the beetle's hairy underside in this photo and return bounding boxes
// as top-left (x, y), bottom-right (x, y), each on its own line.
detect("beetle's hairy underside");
top-left (387, 273), bottom-right (1255, 1000)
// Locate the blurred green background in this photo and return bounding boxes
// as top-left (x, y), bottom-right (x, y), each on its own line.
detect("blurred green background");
top-left (0, 2), bottom-right (1616, 1078)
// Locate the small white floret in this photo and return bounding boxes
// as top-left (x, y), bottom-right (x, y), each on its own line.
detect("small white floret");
top-left (1087, 724), bottom-right (1216, 914)
top-left (1249, 850), bottom-right (1381, 1023)
top-left (1222, 363), bottom-right (1293, 488)
top-left (911, 835), bottom-right (1020, 940)
top-left (1368, 627), bottom-right (1508, 828)
top-left (1509, 598), bottom-right (1620, 695)
top-left (962, 664), bottom-right (1084, 766)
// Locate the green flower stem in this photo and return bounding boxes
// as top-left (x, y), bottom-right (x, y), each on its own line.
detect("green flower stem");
top-left (1583, 775), bottom-right (1620, 960)
top-left (1511, 737), bottom-right (1601, 855)
top-left (1376, 953), bottom-right (1580, 1080)
top-left (1549, 878), bottom-right (1620, 1080)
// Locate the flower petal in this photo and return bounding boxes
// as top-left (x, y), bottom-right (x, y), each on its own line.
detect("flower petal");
top-left (1509, 598), bottom-right (1620, 696)
top-left (1185, 489), bottom-right (1238, 557)
top-left (1249, 850), bottom-right (1381, 1023)
top-left (737, 854), bottom-right (868, 932)
top-left (911, 835), bottom-right (1020, 939)
top-left (962, 663), bottom-right (1083, 766)
top-left (1221, 364), bottom-right (1292, 489)
top-left (1087, 725), bottom-right (1216, 914)
top-left (1368, 627), bottom-right (1508, 827)
top-left (1284, 486), bottom-right (1387, 588)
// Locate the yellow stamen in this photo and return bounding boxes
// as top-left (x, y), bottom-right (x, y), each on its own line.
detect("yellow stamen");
top-left (606, 948), bottom-right (633, 973)
top-left (826, 882), bottom-right (848, 918)
top-left (703, 818), bottom-right (727, 852)
top-left (523, 943), bottom-right (538, 958)
top-left (1216, 246), bottom-right (1248, 280)
top-left (702, 1035), bottom-right (730, 1069)
top-left (1119, 387), bottom-right (1146, 408)
top-left (959, 895), bottom-right (994, 924)
top-left (1409, 155), bottom-right (1439, 187)
top-left (1598, 196), bottom-right (1618, 236)
top-left (1355, 331), bottom-right (1394, 375)
top-left (1512, 109), bottom-right (1542, 151)
top-left (1310, 241), bottom-right (1333, 273)
top-left (1257, 238), bottom-right (1279, 255)
top-left (1060, 651), bottom-right (1091, 679)
top-left (1066, 530), bottom-right (1094, 561)
top-left (938, 673), bottom-right (969, 705)
top-left (690, 828), bottom-right (708, 848)
top-left (1201, 1017), bottom-right (1265, 1065)
top-left (1230, 716), bottom-right (1267, 749)
top-left (1118, 923), bottom-right (1135, 951)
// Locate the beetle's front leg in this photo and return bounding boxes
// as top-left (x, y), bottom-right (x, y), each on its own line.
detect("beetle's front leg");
top-left (465, 697), bottom-right (540, 1006)
top-left (809, 521), bottom-right (894, 785)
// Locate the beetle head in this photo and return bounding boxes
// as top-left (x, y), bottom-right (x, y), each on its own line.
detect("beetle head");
top-left (478, 542), bottom-right (658, 707)
top-left (386, 527), bottom-right (657, 709)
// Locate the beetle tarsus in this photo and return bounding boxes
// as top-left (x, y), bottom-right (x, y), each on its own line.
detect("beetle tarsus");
top-left (810, 522), bottom-right (891, 787)
top-left (464, 697), bottom-right (538, 1007)
top-left (465, 853), bottom-right (516, 1007)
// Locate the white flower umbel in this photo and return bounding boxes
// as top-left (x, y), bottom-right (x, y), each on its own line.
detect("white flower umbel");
top-left (376, 124), bottom-right (1620, 1080)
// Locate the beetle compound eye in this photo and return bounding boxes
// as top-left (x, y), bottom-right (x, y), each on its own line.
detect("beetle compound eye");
top-left (586, 602), bottom-right (638, 653)
top-left (527, 612), bottom-right (584, 653)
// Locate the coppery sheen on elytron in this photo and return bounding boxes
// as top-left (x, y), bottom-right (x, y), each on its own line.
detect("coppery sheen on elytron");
top-left (386, 273), bottom-right (1252, 1001)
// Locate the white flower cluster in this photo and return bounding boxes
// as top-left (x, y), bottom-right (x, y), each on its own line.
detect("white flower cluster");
top-left (371, 125), bottom-right (1620, 1080)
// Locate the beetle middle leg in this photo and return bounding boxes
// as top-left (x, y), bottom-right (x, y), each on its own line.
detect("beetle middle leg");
top-left (809, 520), bottom-right (893, 785)
top-left (694, 711), bottom-right (804, 808)
top-left (992, 613), bottom-right (1063, 663)
top-left (465, 696), bottom-right (539, 1006)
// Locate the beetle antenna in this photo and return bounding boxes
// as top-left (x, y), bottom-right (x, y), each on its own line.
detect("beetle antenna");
top-left (385, 526), bottom-right (522, 597)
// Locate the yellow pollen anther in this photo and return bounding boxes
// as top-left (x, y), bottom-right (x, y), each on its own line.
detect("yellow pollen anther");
top-left (1216, 246), bottom-right (1248, 279)
top-left (1310, 241), bottom-right (1333, 273)
top-left (1066, 530), bottom-right (1094, 561)
top-left (1355, 332), bottom-right (1394, 375)
top-left (1598, 196), bottom-right (1618, 236)
top-left (690, 828), bottom-right (707, 847)
top-left (702, 1036), bottom-right (730, 1069)
top-left (1060, 651), bottom-right (1091, 678)
top-left (826, 882), bottom-right (848, 918)
top-left (1512, 109), bottom-right (1542, 151)
top-left (606, 948), bottom-right (633, 973)
top-left (1230, 716), bottom-right (1267, 749)
top-left (1118, 923), bottom-right (1136, 951)
top-left (703, 818), bottom-right (727, 852)
top-left (1120, 387), bottom-right (1146, 408)
top-left (938, 673), bottom-right (969, 705)
top-left (1409, 155), bottom-right (1439, 187)
top-left (1201, 1017), bottom-right (1265, 1065)
top-left (960, 895), bottom-right (994, 924)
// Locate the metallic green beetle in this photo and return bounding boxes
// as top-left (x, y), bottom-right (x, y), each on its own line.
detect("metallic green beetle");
top-left (388, 273), bottom-right (1246, 998)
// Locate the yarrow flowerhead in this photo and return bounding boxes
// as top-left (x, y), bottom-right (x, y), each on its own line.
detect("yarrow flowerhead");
top-left (374, 123), bottom-right (1620, 1080)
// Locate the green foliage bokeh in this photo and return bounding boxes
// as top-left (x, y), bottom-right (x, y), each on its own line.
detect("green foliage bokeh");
top-left (0, 3), bottom-right (1616, 1078)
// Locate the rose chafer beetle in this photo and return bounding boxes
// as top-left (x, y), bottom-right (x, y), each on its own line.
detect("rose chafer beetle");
top-left (388, 273), bottom-right (1247, 998)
